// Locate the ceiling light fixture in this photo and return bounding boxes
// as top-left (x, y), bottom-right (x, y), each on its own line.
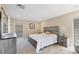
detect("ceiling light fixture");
top-left (17, 4), bottom-right (25, 9)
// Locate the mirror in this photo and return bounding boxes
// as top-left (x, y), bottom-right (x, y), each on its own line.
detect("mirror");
top-left (1, 7), bottom-right (8, 34)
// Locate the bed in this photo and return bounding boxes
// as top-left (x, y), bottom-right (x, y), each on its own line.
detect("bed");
top-left (28, 26), bottom-right (59, 53)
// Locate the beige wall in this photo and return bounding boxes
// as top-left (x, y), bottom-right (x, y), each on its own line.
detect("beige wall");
top-left (11, 18), bottom-right (40, 37)
top-left (40, 10), bottom-right (79, 46)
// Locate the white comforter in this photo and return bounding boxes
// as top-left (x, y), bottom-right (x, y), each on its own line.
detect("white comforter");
top-left (29, 34), bottom-right (57, 53)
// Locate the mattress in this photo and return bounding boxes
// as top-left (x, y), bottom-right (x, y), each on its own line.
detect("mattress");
top-left (29, 34), bottom-right (57, 53)
top-left (29, 34), bottom-right (57, 42)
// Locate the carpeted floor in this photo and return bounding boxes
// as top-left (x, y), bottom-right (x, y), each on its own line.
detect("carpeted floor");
top-left (16, 38), bottom-right (77, 54)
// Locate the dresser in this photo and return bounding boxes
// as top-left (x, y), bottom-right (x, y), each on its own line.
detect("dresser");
top-left (58, 35), bottom-right (67, 47)
top-left (0, 33), bottom-right (17, 54)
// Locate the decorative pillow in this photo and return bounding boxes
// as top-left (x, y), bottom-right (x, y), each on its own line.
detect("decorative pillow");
top-left (44, 31), bottom-right (52, 35)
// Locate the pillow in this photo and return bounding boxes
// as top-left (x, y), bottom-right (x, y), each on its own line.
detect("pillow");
top-left (44, 31), bottom-right (52, 35)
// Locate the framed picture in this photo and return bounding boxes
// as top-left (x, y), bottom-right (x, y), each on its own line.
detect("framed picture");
top-left (29, 23), bottom-right (35, 29)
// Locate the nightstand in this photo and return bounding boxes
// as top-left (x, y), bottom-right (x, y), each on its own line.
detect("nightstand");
top-left (58, 36), bottom-right (67, 47)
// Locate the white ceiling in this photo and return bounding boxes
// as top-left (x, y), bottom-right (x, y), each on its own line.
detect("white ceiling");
top-left (4, 4), bottom-right (79, 22)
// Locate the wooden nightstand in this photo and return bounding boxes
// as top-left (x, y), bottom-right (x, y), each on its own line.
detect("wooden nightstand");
top-left (58, 36), bottom-right (67, 47)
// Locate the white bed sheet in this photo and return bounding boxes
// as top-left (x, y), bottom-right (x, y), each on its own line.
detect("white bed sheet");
top-left (29, 34), bottom-right (57, 53)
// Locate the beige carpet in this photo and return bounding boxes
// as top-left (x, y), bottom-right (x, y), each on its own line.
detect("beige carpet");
top-left (16, 38), bottom-right (77, 54)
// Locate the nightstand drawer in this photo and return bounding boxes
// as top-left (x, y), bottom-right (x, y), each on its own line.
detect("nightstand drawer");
top-left (58, 41), bottom-right (63, 44)
top-left (58, 38), bottom-right (64, 42)
top-left (59, 42), bottom-right (67, 47)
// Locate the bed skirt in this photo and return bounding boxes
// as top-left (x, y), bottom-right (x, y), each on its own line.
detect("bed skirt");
top-left (28, 37), bottom-right (37, 48)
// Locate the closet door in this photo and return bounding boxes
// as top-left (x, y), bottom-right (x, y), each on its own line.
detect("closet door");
top-left (16, 24), bottom-right (23, 37)
top-left (74, 19), bottom-right (79, 53)
top-left (0, 12), bottom-right (1, 38)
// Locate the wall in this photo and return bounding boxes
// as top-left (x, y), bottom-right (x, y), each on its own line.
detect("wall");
top-left (11, 18), bottom-right (40, 38)
top-left (40, 10), bottom-right (79, 46)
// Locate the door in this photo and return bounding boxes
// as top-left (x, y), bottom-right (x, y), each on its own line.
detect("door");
top-left (0, 12), bottom-right (1, 38)
top-left (16, 24), bottom-right (23, 37)
top-left (74, 19), bottom-right (79, 53)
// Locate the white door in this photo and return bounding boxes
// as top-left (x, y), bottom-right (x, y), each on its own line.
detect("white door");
top-left (16, 24), bottom-right (23, 37)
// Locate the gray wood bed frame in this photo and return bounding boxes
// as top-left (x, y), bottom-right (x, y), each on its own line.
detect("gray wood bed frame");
top-left (28, 26), bottom-right (59, 48)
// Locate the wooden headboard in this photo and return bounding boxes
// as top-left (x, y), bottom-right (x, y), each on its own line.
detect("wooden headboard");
top-left (44, 26), bottom-right (59, 36)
